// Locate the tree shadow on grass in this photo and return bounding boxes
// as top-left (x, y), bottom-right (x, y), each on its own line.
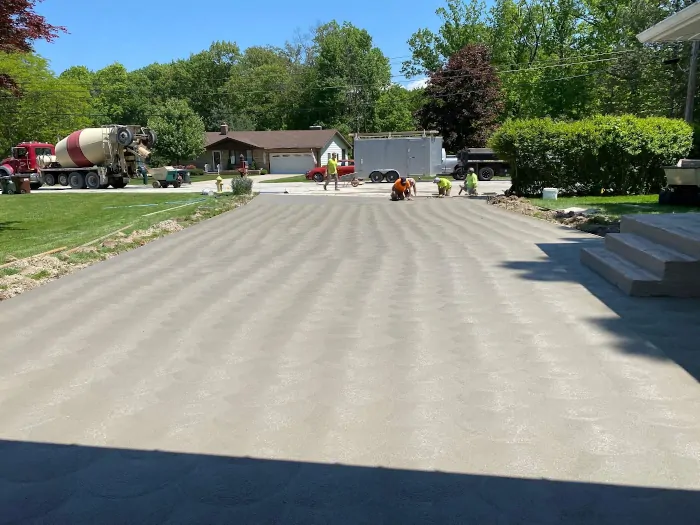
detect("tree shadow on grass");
top-left (502, 236), bottom-right (700, 381)
top-left (0, 221), bottom-right (23, 232)
top-left (1, 439), bottom-right (698, 524)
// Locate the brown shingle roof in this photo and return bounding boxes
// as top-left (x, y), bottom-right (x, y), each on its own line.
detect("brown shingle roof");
top-left (205, 129), bottom-right (347, 150)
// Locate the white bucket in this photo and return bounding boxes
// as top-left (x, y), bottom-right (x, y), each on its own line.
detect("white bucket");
top-left (542, 187), bottom-right (558, 200)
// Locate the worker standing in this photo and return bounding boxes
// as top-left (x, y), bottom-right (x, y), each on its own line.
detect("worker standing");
top-left (391, 176), bottom-right (411, 201)
top-left (324, 152), bottom-right (339, 191)
top-left (459, 168), bottom-right (478, 196)
top-left (433, 176), bottom-right (452, 197)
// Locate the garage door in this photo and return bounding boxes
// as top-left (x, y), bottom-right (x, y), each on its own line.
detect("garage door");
top-left (269, 153), bottom-right (316, 174)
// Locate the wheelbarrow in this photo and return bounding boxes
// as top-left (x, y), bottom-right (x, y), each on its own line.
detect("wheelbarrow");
top-left (149, 167), bottom-right (183, 188)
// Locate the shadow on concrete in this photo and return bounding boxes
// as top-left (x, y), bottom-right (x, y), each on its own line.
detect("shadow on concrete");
top-left (1, 439), bottom-right (699, 524)
top-left (502, 237), bottom-right (700, 381)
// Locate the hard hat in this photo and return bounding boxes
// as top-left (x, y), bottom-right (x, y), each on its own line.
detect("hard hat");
top-left (400, 176), bottom-right (406, 182)
top-left (468, 167), bottom-right (475, 172)
top-left (433, 177), bottom-right (440, 183)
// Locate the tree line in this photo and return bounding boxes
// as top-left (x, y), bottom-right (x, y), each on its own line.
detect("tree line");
top-left (1, 0), bottom-right (696, 163)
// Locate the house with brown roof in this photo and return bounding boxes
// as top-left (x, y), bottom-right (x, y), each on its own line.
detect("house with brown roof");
top-left (197, 126), bottom-right (352, 174)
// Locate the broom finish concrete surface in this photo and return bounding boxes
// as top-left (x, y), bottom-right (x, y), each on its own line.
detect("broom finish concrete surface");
top-left (0, 195), bottom-right (699, 524)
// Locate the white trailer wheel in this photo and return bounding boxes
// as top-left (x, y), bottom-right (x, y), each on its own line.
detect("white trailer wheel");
top-left (369, 171), bottom-right (383, 183)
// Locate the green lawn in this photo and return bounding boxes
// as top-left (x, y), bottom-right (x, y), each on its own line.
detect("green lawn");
top-left (0, 193), bottom-right (240, 263)
top-left (530, 194), bottom-right (700, 219)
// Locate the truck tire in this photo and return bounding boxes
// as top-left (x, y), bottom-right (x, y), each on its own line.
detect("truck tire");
top-left (453, 166), bottom-right (465, 180)
top-left (144, 128), bottom-right (157, 147)
top-left (386, 170), bottom-right (399, 183)
top-left (69, 172), bottom-right (86, 189)
top-left (369, 171), bottom-right (383, 183)
top-left (116, 127), bottom-right (134, 146)
top-left (85, 172), bottom-right (101, 189)
top-left (43, 173), bottom-right (56, 186)
top-left (478, 166), bottom-right (495, 181)
top-left (152, 181), bottom-right (161, 188)
top-left (58, 174), bottom-right (69, 186)
top-left (313, 173), bottom-right (324, 183)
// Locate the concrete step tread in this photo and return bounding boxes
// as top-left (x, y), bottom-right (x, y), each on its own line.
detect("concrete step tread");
top-left (623, 214), bottom-right (700, 242)
top-left (606, 233), bottom-right (698, 263)
top-left (581, 246), bottom-right (662, 282)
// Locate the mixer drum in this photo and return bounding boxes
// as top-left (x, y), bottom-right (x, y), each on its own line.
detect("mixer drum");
top-left (55, 128), bottom-right (115, 169)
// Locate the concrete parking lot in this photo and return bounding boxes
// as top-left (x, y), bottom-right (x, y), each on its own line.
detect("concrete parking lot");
top-left (1, 195), bottom-right (699, 524)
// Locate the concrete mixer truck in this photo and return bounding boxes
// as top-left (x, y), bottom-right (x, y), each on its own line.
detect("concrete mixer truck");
top-left (0, 124), bottom-right (156, 190)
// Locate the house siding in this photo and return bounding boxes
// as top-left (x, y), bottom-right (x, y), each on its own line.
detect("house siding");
top-left (320, 136), bottom-right (345, 165)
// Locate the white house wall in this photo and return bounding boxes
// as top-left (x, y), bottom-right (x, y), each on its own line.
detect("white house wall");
top-left (320, 136), bottom-right (347, 165)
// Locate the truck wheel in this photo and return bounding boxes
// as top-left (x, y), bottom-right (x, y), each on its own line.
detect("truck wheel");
top-left (116, 127), bottom-right (134, 146)
top-left (68, 172), bottom-right (86, 189)
top-left (369, 171), bottom-right (383, 183)
top-left (43, 173), bottom-right (56, 186)
top-left (453, 166), bottom-right (465, 180)
top-left (85, 172), bottom-right (101, 189)
top-left (478, 167), bottom-right (495, 181)
top-left (313, 173), bottom-right (324, 183)
top-left (173, 181), bottom-right (182, 188)
top-left (144, 128), bottom-right (157, 147)
top-left (386, 170), bottom-right (399, 183)
top-left (659, 188), bottom-right (672, 205)
top-left (152, 181), bottom-right (161, 188)
top-left (58, 174), bottom-right (69, 186)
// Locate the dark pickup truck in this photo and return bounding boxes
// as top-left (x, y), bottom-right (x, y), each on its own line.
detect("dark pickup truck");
top-left (450, 148), bottom-right (510, 181)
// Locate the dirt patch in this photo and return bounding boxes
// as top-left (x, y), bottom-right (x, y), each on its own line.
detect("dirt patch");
top-left (0, 255), bottom-right (88, 301)
top-left (487, 195), bottom-right (620, 236)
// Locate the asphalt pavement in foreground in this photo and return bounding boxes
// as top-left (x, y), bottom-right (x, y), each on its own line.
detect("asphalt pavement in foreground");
top-left (1, 195), bottom-right (700, 524)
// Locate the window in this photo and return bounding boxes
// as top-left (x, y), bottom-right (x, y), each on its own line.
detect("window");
top-left (34, 147), bottom-right (52, 156)
top-left (12, 147), bottom-right (27, 158)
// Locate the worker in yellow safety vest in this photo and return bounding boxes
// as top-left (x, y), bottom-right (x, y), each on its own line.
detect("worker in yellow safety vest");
top-left (433, 177), bottom-right (452, 197)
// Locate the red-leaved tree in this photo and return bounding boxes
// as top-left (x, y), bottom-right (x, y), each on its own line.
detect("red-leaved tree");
top-left (0, 0), bottom-right (66, 93)
top-left (416, 44), bottom-right (504, 151)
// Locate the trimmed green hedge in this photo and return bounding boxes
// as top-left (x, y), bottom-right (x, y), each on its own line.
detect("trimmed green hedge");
top-left (489, 116), bottom-right (693, 197)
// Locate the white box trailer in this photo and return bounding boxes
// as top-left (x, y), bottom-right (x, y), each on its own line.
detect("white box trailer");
top-left (353, 131), bottom-right (446, 183)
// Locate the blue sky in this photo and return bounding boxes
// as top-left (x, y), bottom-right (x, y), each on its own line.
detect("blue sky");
top-left (33, 0), bottom-right (447, 88)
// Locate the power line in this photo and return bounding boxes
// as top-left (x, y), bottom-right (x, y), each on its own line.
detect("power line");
top-left (3, 48), bottom-right (641, 94)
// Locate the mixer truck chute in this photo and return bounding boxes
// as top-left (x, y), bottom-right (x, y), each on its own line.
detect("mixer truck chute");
top-left (1, 125), bottom-right (156, 190)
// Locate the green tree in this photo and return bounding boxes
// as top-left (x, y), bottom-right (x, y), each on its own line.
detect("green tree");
top-left (299, 21), bottom-right (391, 133)
top-left (0, 52), bottom-right (92, 154)
top-left (374, 85), bottom-right (420, 132)
top-left (225, 46), bottom-right (299, 130)
top-left (147, 98), bottom-right (205, 165)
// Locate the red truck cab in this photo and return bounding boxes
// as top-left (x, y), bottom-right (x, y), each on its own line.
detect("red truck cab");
top-left (306, 159), bottom-right (355, 182)
top-left (1, 142), bottom-right (55, 188)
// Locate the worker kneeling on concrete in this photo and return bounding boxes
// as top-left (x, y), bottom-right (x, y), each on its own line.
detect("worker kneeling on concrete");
top-left (459, 168), bottom-right (478, 196)
top-left (433, 176), bottom-right (452, 197)
top-left (391, 176), bottom-right (412, 201)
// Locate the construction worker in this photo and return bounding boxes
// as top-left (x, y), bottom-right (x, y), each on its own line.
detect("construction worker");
top-left (406, 177), bottom-right (417, 197)
top-left (459, 168), bottom-right (478, 196)
top-left (324, 152), bottom-right (339, 191)
top-left (391, 176), bottom-right (411, 201)
top-left (433, 176), bottom-right (452, 197)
